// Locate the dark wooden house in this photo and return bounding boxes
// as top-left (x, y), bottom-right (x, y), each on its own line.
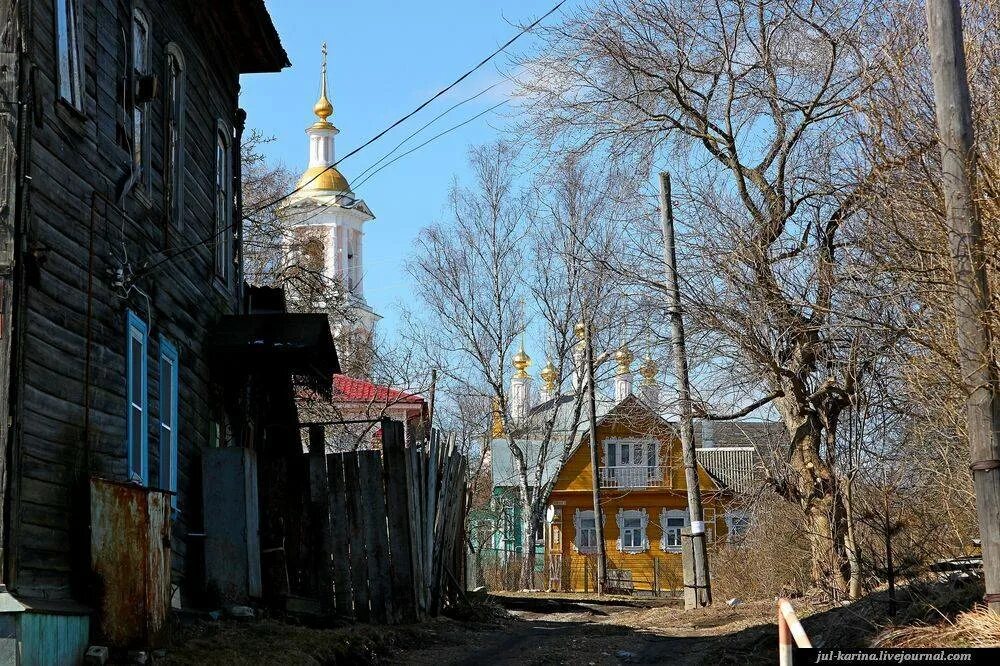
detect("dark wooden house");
top-left (0, 0), bottom-right (333, 658)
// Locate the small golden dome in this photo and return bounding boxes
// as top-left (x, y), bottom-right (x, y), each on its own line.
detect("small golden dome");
top-left (540, 360), bottom-right (557, 389)
top-left (314, 42), bottom-right (334, 123)
top-left (615, 346), bottom-right (634, 373)
top-left (639, 353), bottom-right (658, 384)
top-left (512, 346), bottom-right (532, 379)
top-left (297, 164), bottom-right (351, 193)
top-left (314, 95), bottom-right (333, 122)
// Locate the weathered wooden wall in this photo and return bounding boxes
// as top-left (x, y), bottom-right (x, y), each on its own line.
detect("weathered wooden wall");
top-left (3, 0), bottom-right (266, 601)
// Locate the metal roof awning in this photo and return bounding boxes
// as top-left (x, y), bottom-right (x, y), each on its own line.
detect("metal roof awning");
top-left (208, 313), bottom-right (340, 380)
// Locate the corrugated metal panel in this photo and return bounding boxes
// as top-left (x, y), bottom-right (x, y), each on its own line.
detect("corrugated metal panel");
top-left (90, 478), bottom-right (171, 648)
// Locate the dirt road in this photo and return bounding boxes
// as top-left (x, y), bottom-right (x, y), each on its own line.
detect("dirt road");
top-left (394, 595), bottom-right (778, 665)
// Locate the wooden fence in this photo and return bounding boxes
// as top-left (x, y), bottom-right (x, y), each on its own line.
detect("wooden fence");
top-left (308, 419), bottom-right (467, 623)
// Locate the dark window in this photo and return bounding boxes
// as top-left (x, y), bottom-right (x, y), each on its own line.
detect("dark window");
top-left (164, 47), bottom-right (185, 227)
top-left (55, 0), bottom-right (82, 108)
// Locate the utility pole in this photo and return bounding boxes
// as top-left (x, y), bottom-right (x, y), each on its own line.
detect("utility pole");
top-left (659, 172), bottom-right (711, 607)
top-left (584, 319), bottom-right (608, 594)
top-left (926, 0), bottom-right (1000, 613)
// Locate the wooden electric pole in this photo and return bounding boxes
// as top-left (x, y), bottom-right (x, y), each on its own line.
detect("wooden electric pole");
top-left (659, 172), bottom-right (711, 607)
top-left (926, 0), bottom-right (1000, 613)
top-left (584, 319), bottom-right (608, 595)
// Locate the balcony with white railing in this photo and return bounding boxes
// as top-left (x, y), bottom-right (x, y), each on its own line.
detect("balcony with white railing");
top-left (598, 465), bottom-right (668, 489)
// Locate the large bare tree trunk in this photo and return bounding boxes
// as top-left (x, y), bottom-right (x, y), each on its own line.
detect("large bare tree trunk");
top-left (776, 396), bottom-right (850, 593)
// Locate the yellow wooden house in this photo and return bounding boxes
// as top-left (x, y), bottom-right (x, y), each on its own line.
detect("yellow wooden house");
top-left (544, 394), bottom-right (731, 593)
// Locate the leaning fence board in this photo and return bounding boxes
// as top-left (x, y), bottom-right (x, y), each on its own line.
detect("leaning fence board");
top-left (307, 427), bottom-right (334, 612)
top-left (326, 452), bottom-right (354, 618)
top-left (382, 420), bottom-right (418, 623)
top-left (342, 453), bottom-right (371, 622)
top-left (358, 450), bottom-right (393, 624)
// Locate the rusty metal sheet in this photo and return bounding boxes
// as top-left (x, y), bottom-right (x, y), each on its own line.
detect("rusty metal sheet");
top-left (90, 478), bottom-right (171, 648)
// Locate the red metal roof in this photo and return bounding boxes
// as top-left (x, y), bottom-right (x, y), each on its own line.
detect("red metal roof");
top-left (332, 374), bottom-right (426, 405)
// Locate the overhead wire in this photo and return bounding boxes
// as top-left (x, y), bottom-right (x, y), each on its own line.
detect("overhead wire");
top-left (129, 0), bottom-right (566, 282)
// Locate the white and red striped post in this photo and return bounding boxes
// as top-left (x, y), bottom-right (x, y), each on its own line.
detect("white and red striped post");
top-left (777, 598), bottom-right (812, 666)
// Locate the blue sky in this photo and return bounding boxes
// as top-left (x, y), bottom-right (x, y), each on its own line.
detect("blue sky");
top-left (240, 1), bottom-right (571, 339)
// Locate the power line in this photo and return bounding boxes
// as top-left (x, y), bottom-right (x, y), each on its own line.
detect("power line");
top-left (130, 0), bottom-right (566, 282)
top-left (351, 79), bottom-right (507, 185)
top-left (134, 98), bottom-right (511, 282)
top-left (246, 0), bottom-right (566, 216)
top-left (352, 100), bottom-right (509, 191)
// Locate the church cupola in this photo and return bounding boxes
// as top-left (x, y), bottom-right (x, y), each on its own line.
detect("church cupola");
top-left (297, 42), bottom-right (351, 194)
top-left (614, 345), bottom-right (634, 402)
top-left (638, 352), bottom-right (660, 406)
top-left (510, 342), bottom-right (533, 421)
top-left (539, 359), bottom-right (557, 403)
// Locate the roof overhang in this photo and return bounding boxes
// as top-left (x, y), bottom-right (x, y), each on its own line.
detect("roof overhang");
top-left (221, 0), bottom-right (290, 73)
top-left (208, 314), bottom-right (339, 390)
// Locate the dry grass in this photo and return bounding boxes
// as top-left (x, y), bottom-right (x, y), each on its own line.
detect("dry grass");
top-left (874, 606), bottom-right (1000, 648)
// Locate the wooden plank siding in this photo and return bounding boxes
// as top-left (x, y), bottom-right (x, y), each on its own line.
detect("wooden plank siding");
top-left (546, 398), bottom-right (733, 593)
top-left (0, 0), bottom-right (285, 601)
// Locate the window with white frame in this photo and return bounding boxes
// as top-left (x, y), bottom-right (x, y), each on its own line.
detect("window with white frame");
top-left (660, 508), bottom-right (687, 551)
top-left (131, 9), bottom-right (151, 191)
top-left (164, 45), bottom-right (186, 228)
top-left (726, 509), bottom-right (752, 542)
top-left (605, 439), bottom-right (658, 468)
top-left (126, 311), bottom-right (148, 484)
top-left (616, 509), bottom-right (649, 553)
top-left (574, 509), bottom-right (599, 553)
top-left (55, 0), bottom-right (83, 109)
top-left (214, 126), bottom-right (232, 284)
top-left (604, 438), bottom-right (659, 487)
top-left (159, 338), bottom-right (178, 508)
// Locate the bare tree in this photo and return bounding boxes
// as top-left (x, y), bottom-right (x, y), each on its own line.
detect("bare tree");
top-left (515, 0), bottom-right (896, 593)
top-left (405, 142), bottom-right (628, 587)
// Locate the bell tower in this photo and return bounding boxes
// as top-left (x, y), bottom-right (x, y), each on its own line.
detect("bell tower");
top-left (279, 44), bottom-right (379, 367)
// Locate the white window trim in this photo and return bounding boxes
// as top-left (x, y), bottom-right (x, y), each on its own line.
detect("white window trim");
top-left (660, 508), bottom-right (688, 552)
top-left (159, 337), bottom-right (179, 509)
top-left (55, 0), bottom-right (83, 110)
top-left (126, 310), bottom-right (148, 484)
top-left (603, 438), bottom-right (659, 468)
top-left (615, 508), bottom-right (649, 553)
top-left (573, 508), bottom-right (599, 554)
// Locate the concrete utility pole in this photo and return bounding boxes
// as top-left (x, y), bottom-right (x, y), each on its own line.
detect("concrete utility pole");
top-left (659, 172), bottom-right (711, 607)
top-left (925, 0), bottom-right (1000, 613)
top-left (584, 319), bottom-right (608, 594)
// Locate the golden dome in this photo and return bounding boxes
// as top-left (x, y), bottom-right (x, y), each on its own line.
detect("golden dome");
top-left (512, 345), bottom-right (532, 379)
top-left (615, 346), bottom-right (634, 374)
top-left (540, 359), bottom-right (557, 390)
top-left (639, 353), bottom-right (658, 384)
top-left (297, 164), bottom-right (351, 193)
